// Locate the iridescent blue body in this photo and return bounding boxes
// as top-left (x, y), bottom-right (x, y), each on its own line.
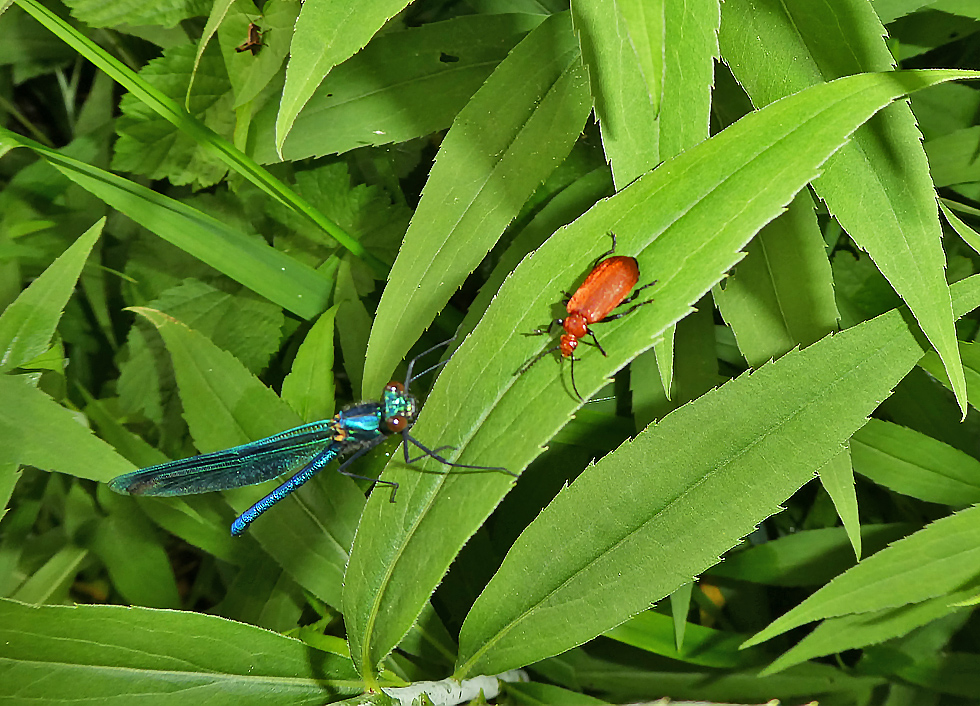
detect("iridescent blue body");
top-left (109, 340), bottom-right (511, 536)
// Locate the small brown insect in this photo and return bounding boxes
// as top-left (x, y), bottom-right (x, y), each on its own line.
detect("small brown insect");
top-left (236, 22), bottom-right (263, 55)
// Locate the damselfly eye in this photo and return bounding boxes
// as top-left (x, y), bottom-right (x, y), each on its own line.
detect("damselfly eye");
top-left (386, 415), bottom-right (409, 433)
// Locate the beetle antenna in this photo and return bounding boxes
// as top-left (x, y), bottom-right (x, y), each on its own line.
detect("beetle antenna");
top-left (515, 344), bottom-right (561, 377)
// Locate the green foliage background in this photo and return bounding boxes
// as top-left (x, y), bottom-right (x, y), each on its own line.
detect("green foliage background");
top-left (3, 0), bottom-right (980, 704)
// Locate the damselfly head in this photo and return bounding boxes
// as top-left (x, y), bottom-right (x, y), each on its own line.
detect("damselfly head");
top-left (382, 380), bottom-right (418, 433)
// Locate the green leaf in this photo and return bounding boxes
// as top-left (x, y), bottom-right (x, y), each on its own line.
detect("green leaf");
top-left (89, 505), bottom-right (181, 609)
top-left (504, 682), bottom-right (608, 705)
top-left (604, 610), bottom-right (766, 668)
top-left (818, 448), bottom-right (862, 559)
top-left (362, 11), bottom-right (593, 393)
top-left (572, 0), bottom-right (662, 187)
top-left (896, 651), bottom-right (980, 698)
top-left (707, 523), bottom-right (914, 587)
top-left (343, 68), bottom-right (980, 682)
top-left (669, 581), bottom-right (692, 651)
top-left (871, 0), bottom-right (936, 25)
top-left (0, 597), bottom-right (362, 701)
top-left (61, 0), bottom-right (208, 28)
top-left (0, 376), bottom-right (132, 481)
top-left (659, 0), bottom-right (719, 157)
top-left (456, 306), bottom-right (930, 675)
top-left (0, 464), bottom-right (18, 526)
top-left (941, 200), bottom-right (980, 255)
top-left (113, 42), bottom-right (234, 189)
top-left (0, 217), bottom-right (102, 372)
top-left (249, 13), bottom-right (542, 161)
top-left (720, 0), bottom-right (968, 415)
top-left (925, 125), bottom-right (980, 186)
top-left (219, 0), bottom-right (297, 110)
top-left (743, 504), bottom-right (980, 648)
top-left (919, 340), bottom-right (980, 410)
top-left (275, 0), bottom-right (409, 153)
top-left (131, 307), bottom-right (364, 609)
top-left (762, 587), bottom-right (976, 674)
top-left (10, 545), bottom-right (87, 604)
top-left (714, 192), bottom-right (839, 368)
top-left (0, 127), bottom-right (331, 319)
top-left (453, 166), bottom-right (614, 347)
top-left (533, 649), bottom-right (884, 702)
top-left (851, 418), bottom-right (980, 505)
top-left (14, 0), bottom-right (382, 273)
top-left (213, 551), bottom-right (304, 632)
top-left (335, 261), bottom-right (371, 399)
top-left (282, 305), bottom-right (338, 422)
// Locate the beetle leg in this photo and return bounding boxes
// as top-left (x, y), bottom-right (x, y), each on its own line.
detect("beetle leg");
top-left (523, 318), bottom-right (562, 337)
top-left (585, 329), bottom-right (608, 357)
top-left (617, 279), bottom-right (659, 306)
top-left (601, 294), bottom-right (655, 321)
top-left (591, 231), bottom-right (618, 269)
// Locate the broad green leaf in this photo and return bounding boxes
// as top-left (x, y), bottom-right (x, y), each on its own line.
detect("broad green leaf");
top-left (282, 305), bottom-right (338, 423)
top-left (132, 307), bottom-right (364, 609)
top-left (114, 43), bottom-right (235, 189)
top-left (572, 0), bottom-right (662, 187)
top-left (911, 81), bottom-right (980, 141)
top-left (89, 505), bottom-right (181, 609)
top-left (362, 12), bottom-right (593, 393)
top-left (851, 418), bottom-right (980, 505)
top-left (0, 598), bottom-right (362, 701)
top-left (714, 192), bottom-right (839, 368)
top-left (707, 524), bottom-right (913, 586)
top-left (659, 0), bottom-right (719, 157)
top-left (0, 376), bottom-right (132, 481)
top-left (721, 0), bottom-right (968, 415)
top-left (275, 0), bottom-right (410, 153)
top-left (249, 13), bottom-right (542, 162)
top-left (456, 306), bottom-right (929, 676)
top-left (268, 161), bottom-right (411, 272)
top-left (604, 610), bottom-right (766, 668)
top-left (0, 217), bottom-right (101, 372)
top-left (218, 0), bottom-right (297, 110)
top-left (0, 127), bottom-right (331, 319)
top-left (61, 0), bottom-right (208, 28)
top-left (344, 69), bottom-right (980, 682)
top-left (744, 503), bottom-right (980, 647)
top-left (925, 125), bottom-right (980, 186)
top-left (648, 0), bottom-right (721, 393)
top-left (762, 587), bottom-right (976, 674)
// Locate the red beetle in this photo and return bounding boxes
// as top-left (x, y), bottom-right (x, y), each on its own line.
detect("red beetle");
top-left (517, 233), bottom-right (656, 399)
